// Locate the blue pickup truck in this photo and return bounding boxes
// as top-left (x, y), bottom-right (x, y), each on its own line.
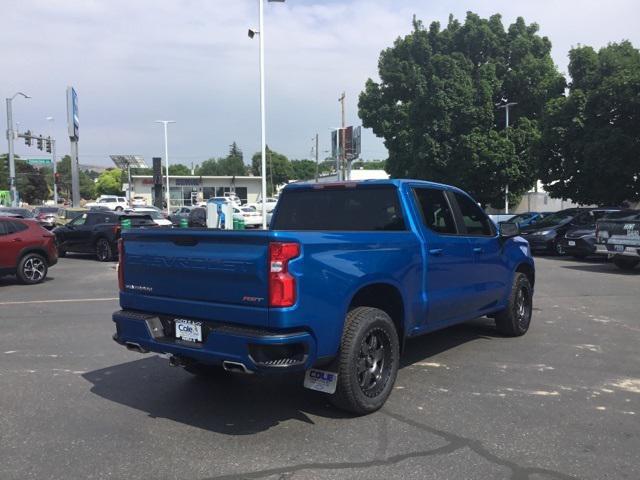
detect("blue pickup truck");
top-left (113, 180), bottom-right (534, 414)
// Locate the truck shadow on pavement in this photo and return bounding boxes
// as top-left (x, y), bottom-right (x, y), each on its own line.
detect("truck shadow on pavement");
top-left (82, 319), bottom-right (501, 436)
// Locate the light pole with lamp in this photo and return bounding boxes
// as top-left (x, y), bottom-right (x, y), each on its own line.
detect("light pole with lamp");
top-left (155, 120), bottom-right (175, 211)
top-left (5, 92), bottom-right (31, 206)
top-left (248, 0), bottom-right (285, 229)
top-left (497, 99), bottom-right (517, 214)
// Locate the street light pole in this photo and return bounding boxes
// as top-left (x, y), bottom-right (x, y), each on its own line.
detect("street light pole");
top-left (497, 100), bottom-right (517, 214)
top-left (250, 0), bottom-right (285, 229)
top-left (155, 120), bottom-right (175, 211)
top-left (5, 92), bottom-right (31, 207)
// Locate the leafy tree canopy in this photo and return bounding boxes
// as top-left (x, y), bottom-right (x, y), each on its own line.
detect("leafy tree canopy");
top-left (56, 155), bottom-right (96, 200)
top-left (358, 12), bottom-right (565, 207)
top-left (290, 159), bottom-right (317, 181)
top-left (537, 41), bottom-right (640, 205)
top-left (168, 164), bottom-right (191, 176)
top-left (95, 168), bottom-right (124, 196)
top-left (251, 147), bottom-right (293, 195)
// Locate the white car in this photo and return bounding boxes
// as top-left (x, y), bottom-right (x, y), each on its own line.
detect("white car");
top-left (130, 196), bottom-right (147, 208)
top-left (126, 207), bottom-right (172, 226)
top-left (85, 196), bottom-right (129, 211)
top-left (248, 197), bottom-right (278, 213)
top-left (233, 206), bottom-right (262, 228)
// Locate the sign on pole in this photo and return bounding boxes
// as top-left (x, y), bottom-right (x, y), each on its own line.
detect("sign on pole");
top-left (26, 158), bottom-right (52, 166)
top-left (66, 87), bottom-right (79, 140)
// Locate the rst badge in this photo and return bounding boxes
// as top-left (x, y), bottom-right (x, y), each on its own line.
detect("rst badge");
top-left (304, 368), bottom-right (338, 394)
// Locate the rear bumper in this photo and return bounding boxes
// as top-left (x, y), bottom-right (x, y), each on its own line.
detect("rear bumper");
top-left (595, 244), bottom-right (640, 258)
top-left (112, 309), bottom-right (317, 373)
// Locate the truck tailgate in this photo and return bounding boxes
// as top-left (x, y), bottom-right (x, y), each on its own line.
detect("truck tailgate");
top-left (119, 229), bottom-right (272, 326)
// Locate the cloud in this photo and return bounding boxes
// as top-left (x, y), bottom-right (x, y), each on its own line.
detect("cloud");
top-left (2, 0), bottom-right (639, 167)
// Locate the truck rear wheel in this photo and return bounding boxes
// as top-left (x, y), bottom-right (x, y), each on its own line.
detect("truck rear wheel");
top-left (494, 272), bottom-right (533, 337)
top-left (330, 307), bottom-right (399, 415)
top-left (612, 256), bottom-right (640, 271)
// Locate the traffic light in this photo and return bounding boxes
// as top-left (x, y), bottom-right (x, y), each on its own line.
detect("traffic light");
top-left (46, 137), bottom-right (52, 153)
top-left (36, 135), bottom-right (43, 150)
top-left (25, 130), bottom-right (32, 147)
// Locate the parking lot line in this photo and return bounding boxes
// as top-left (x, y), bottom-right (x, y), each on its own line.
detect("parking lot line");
top-left (0, 297), bottom-right (118, 306)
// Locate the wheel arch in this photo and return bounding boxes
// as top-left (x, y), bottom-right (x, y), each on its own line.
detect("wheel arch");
top-left (515, 262), bottom-right (535, 289)
top-left (18, 246), bottom-right (52, 266)
top-left (347, 282), bottom-right (406, 350)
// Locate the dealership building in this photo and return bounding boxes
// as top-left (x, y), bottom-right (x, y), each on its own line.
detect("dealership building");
top-left (129, 175), bottom-right (262, 208)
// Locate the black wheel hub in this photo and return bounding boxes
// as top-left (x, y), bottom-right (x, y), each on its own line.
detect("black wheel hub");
top-left (356, 328), bottom-right (393, 398)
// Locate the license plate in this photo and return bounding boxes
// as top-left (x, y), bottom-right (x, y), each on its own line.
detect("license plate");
top-left (614, 244), bottom-right (625, 252)
top-left (304, 369), bottom-right (338, 394)
top-left (568, 241), bottom-right (576, 246)
top-left (175, 319), bottom-right (202, 343)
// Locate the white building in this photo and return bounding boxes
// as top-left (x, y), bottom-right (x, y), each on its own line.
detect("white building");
top-left (130, 175), bottom-right (262, 208)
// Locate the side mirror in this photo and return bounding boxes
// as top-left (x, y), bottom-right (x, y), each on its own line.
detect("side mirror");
top-left (499, 222), bottom-right (519, 238)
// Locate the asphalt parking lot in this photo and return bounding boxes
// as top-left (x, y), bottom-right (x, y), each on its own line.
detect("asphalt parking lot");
top-left (0, 255), bottom-right (638, 480)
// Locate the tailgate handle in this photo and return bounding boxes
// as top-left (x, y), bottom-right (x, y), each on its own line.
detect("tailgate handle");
top-left (173, 237), bottom-right (199, 247)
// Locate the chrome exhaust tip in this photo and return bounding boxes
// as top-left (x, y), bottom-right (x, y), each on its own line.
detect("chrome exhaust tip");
top-left (125, 342), bottom-right (148, 354)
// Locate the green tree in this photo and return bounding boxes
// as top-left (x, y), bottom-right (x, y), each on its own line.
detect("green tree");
top-left (251, 147), bottom-right (293, 195)
top-left (0, 153), bottom-right (12, 190)
top-left (55, 156), bottom-right (96, 200)
top-left (290, 159), bottom-right (317, 180)
top-left (1, 155), bottom-right (50, 204)
top-left (196, 157), bottom-right (221, 176)
top-left (95, 168), bottom-right (124, 196)
top-left (352, 159), bottom-right (387, 170)
top-left (537, 41), bottom-right (640, 205)
top-left (168, 164), bottom-right (191, 175)
top-left (358, 13), bottom-right (565, 207)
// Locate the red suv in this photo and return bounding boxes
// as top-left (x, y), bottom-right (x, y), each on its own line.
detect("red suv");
top-left (0, 217), bottom-right (58, 284)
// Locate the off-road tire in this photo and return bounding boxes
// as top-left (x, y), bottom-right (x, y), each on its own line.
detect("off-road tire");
top-left (495, 272), bottom-right (533, 337)
top-left (330, 307), bottom-right (399, 415)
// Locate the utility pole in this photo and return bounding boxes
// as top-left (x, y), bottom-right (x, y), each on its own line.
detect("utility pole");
top-left (6, 92), bottom-right (31, 207)
top-left (338, 92), bottom-right (346, 181)
top-left (497, 100), bottom-right (517, 214)
top-left (46, 116), bottom-right (58, 205)
top-left (67, 87), bottom-right (81, 207)
top-left (314, 133), bottom-right (319, 182)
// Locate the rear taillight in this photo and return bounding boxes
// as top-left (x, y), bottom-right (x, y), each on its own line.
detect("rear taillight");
top-left (269, 242), bottom-right (300, 307)
top-left (117, 239), bottom-right (125, 291)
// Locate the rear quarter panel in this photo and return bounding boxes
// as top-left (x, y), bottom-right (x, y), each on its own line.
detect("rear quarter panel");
top-left (269, 230), bottom-right (422, 358)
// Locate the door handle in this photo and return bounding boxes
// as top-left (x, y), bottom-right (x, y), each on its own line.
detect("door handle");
top-left (429, 248), bottom-right (443, 256)
top-left (473, 247), bottom-right (483, 254)
top-left (12, 238), bottom-right (22, 242)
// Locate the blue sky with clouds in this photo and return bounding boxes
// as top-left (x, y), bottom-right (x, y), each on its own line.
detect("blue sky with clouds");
top-left (2, 0), bottom-right (639, 168)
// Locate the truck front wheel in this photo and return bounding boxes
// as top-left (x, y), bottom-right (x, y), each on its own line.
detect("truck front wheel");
top-left (330, 307), bottom-right (399, 415)
top-left (494, 272), bottom-right (533, 337)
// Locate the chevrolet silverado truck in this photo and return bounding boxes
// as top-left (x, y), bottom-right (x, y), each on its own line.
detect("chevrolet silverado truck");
top-left (112, 180), bottom-right (535, 414)
top-left (595, 210), bottom-right (640, 270)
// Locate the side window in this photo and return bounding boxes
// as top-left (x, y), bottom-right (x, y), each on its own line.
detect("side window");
top-left (453, 192), bottom-right (494, 236)
top-left (0, 220), bottom-right (8, 236)
top-left (11, 221), bottom-right (28, 233)
top-left (71, 214), bottom-right (87, 226)
top-left (413, 188), bottom-right (457, 235)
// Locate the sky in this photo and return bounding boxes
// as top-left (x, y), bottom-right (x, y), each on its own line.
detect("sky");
top-left (2, 0), bottom-right (639, 169)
